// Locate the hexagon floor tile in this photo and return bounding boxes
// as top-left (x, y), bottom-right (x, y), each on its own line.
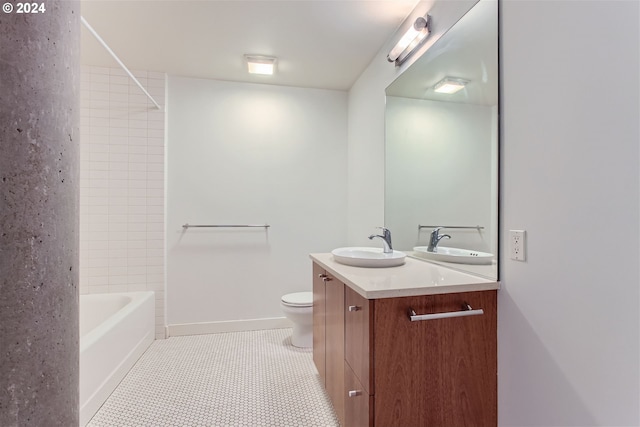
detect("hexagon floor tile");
top-left (88, 328), bottom-right (339, 427)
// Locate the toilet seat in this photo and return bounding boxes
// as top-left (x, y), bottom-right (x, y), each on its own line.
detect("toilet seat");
top-left (281, 291), bottom-right (312, 307)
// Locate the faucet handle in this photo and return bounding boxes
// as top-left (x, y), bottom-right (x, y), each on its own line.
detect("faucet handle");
top-left (432, 227), bottom-right (450, 239)
top-left (427, 227), bottom-right (450, 252)
top-left (376, 226), bottom-right (391, 237)
top-left (369, 227), bottom-right (393, 253)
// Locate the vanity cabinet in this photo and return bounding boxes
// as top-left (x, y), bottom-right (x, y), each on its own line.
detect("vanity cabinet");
top-left (344, 361), bottom-right (373, 427)
top-left (344, 286), bottom-right (372, 394)
top-left (313, 264), bottom-right (345, 426)
top-left (312, 263), bottom-right (326, 382)
top-left (372, 290), bottom-right (497, 426)
top-left (312, 262), bottom-right (497, 427)
top-left (344, 285), bottom-right (373, 427)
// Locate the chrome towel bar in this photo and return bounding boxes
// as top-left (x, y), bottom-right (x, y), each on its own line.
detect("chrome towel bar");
top-left (182, 224), bottom-right (270, 229)
top-left (418, 225), bottom-right (484, 230)
top-left (409, 303), bottom-right (484, 321)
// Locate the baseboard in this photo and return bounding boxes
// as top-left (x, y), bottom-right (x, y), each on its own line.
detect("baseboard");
top-left (167, 317), bottom-right (293, 337)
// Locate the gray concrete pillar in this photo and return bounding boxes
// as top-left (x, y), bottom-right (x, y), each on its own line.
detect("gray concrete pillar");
top-left (0, 2), bottom-right (80, 426)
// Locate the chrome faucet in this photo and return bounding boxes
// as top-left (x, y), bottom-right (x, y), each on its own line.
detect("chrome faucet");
top-left (368, 227), bottom-right (393, 253)
top-left (427, 227), bottom-right (451, 252)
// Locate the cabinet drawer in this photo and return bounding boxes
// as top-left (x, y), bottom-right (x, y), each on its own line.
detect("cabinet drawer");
top-left (325, 273), bottom-right (345, 426)
top-left (345, 361), bottom-right (373, 427)
top-left (373, 290), bottom-right (497, 427)
top-left (344, 285), bottom-right (373, 394)
top-left (312, 263), bottom-right (326, 383)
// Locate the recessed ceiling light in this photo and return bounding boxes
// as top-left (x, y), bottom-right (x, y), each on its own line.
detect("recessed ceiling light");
top-left (433, 77), bottom-right (469, 94)
top-left (244, 55), bottom-right (277, 75)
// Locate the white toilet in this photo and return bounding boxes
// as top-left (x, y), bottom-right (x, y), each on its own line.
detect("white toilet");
top-left (281, 291), bottom-right (313, 348)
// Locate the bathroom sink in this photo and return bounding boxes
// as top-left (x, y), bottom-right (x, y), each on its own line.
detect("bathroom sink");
top-left (413, 246), bottom-right (493, 265)
top-left (331, 247), bottom-right (406, 268)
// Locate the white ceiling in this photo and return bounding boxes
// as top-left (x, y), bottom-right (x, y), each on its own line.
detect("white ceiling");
top-left (80, 0), bottom-right (419, 91)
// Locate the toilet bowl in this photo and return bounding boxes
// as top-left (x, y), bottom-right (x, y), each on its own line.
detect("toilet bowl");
top-left (281, 291), bottom-right (313, 348)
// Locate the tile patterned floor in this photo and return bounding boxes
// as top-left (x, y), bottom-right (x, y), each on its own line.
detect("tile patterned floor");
top-left (88, 329), bottom-right (339, 427)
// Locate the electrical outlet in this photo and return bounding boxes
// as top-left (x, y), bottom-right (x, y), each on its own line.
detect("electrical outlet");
top-left (510, 230), bottom-right (526, 261)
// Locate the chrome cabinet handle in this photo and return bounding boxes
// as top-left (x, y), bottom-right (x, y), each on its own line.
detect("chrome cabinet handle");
top-left (409, 302), bottom-right (484, 321)
top-left (348, 305), bottom-right (361, 312)
top-left (348, 390), bottom-right (361, 397)
top-left (318, 274), bottom-right (327, 278)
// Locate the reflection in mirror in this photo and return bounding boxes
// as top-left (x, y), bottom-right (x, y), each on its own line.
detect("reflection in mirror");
top-left (384, 0), bottom-right (499, 280)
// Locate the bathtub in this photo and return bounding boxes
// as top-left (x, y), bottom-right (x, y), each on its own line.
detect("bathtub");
top-left (79, 291), bottom-right (155, 426)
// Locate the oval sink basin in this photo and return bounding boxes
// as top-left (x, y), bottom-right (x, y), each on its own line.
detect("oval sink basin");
top-left (331, 247), bottom-right (406, 268)
top-left (413, 246), bottom-right (493, 265)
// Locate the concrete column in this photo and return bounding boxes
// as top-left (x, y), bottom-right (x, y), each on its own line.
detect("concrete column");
top-left (0, 2), bottom-right (80, 426)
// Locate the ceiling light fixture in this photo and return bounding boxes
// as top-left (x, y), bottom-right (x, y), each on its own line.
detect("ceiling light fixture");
top-left (433, 77), bottom-right (469, 94)
top-left (387, 15), bottom-right (431, 66)
top-left (245, 55), bottom-right (277, 75)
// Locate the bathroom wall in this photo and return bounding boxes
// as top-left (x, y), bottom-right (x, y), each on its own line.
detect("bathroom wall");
top-left (350, 0), bottom-right (640, 425)
top-left (166, 76), bottom-right (347, 332)
top-left (79, 66), bottom-right (166, 339)
top-left (385, 96), bottom-right (495, 254)
top-left (499, 1), bottom-right (639, 425)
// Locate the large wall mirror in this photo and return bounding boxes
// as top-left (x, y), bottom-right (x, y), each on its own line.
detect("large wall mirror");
top-left (384, 0), bottom-right (499, 280)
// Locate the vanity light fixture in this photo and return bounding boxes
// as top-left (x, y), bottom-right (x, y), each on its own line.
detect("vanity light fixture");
top-left (433, 77), bottom-right (469, 94)
top-left (387, 15), bottom-right (431, 66)
top-left (245, 55), bottom-right (277, 75)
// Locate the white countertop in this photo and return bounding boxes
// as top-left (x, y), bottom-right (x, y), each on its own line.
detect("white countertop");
top-left (407, 251), bottom-right (498, 278)
top-left (310, 253), bottom-right (499, 299)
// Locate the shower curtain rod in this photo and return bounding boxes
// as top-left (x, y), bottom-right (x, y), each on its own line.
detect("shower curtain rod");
top-left (81, 16), bottom-right (162, 111)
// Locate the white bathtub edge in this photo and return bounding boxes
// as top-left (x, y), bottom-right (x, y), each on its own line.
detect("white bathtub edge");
top-left (167, 317), bottom-right (292, 337)
top-left (80, 329), bottom-right (154, 426)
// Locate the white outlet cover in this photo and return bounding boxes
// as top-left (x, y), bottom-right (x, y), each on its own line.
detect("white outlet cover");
top-left (510, 229), bottom-right (526, 261)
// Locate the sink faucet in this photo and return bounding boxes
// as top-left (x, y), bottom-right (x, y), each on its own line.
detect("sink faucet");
top-left (427, 227), bottom-right (451, 252)
top-left (369, 227), bottom-right (393, 254)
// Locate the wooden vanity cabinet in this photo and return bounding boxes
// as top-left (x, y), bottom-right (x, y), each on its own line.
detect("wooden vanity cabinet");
top-left (372, 290), bottom-right (497, 426)
top-left (344, 361), bottom-right (373, 427)
top-left (313, 265), bottom-right (345, 426)
top-left (313, 262), bottom-right (497, 427)
top-left (344, 285), bottom-right (374, 427)
top-left (344, 286), bottom-right (372, 394)
top-left (312, 263), bottom-right (326, 383)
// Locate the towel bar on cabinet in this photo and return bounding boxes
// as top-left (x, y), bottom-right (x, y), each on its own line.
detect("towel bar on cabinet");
top-left (409, 303), bottom-right (484, 321)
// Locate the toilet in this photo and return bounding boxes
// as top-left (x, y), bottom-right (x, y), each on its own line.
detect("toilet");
top-left (281, 291), bottom-right (313, 348)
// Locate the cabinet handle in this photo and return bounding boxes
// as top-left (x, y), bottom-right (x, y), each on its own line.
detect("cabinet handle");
top-left (348, 390), bottom-right (361, 397)
top-left (322, 276), bottom-right (333, 282)
top-left (318, 273), bottom-right (327, 278)
top-left (408, 302), bottom-right (484, 321)
top-left (348, 305), bottom-right (361, 312)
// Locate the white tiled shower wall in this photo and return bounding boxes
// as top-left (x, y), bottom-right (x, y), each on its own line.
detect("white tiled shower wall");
top-left (79, 66), bottom-right (166, 339)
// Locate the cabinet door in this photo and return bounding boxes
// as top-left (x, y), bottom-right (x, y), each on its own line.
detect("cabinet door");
top-left (312, 263), bottom-right (326, 383)
top-left (344, 285), bottom-right (373, 394)
top-left (325, 274), bottom-right (345, 426)
top-left (373, 291), bottom-right (497, 427)
top-left (345, 361), bottom-right (373, 427)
